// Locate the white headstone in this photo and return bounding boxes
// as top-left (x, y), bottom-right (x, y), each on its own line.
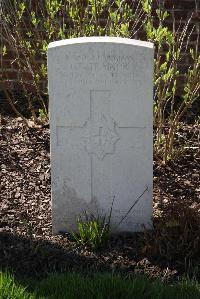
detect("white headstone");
top-left (48, 37), bottom-right (154, 234)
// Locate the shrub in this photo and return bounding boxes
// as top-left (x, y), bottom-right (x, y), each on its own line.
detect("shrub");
top-left (0, 0), bottom-right (143, 123)
top-left (0, 0), bottom-right (199, 162)
top-left (143, 1), bottom-right (200, 163)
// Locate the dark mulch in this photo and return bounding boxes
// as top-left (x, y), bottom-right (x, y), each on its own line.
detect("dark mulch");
top-left (0, 116), bottom-right (199, 282)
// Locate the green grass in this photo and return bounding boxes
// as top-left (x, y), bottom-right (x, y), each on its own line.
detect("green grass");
top-left (0, 271), bottom-right (34, 299)
top-left (1, 271), bottom-right (200, 299)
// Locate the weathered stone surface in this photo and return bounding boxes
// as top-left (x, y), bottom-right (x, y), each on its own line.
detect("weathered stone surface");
top-left (48, 37), bottom-right (154, 234)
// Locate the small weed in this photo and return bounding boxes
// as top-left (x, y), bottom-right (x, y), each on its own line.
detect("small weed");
top-left (38, 108), bottom-right (47, 121)
top-left (73, 197), bottom-right (114, 250)
top-left (73, 213), bottom-right (110, 250)
top-left (73, 187), bottom-right (149, 250)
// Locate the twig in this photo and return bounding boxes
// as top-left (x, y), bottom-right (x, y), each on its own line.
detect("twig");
top-left (117, 186), bottom-right (149, 227)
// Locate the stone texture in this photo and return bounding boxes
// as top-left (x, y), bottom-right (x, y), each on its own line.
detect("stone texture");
top-left (48, 37), bottom-right (154, 234)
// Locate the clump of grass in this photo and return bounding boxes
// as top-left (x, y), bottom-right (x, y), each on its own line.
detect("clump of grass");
top-left (73, 187), bottom-right (149, 251)
top-left (73, 197), bottom-right (114, 250)
top-left (73, 212), bottom-right (111, 251)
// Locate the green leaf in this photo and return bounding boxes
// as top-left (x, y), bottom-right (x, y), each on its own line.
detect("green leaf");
top-left (2, 45), bottom-right (7, 56)
top-left (190, 48), bottom-right (194, 60)
top-left (143, 0), bottom-right (152, 14)
top-left (31, 11), bottom-right (38, 27)
top-left (41, 64), bottom-right (47, 77)
top-left (26, 31), bottom-right (33, 38)
top-left (19, 2), bottom-right (25, 12)
top-left (156, 9), bottom-right (161, 19)
top-left (163, 11), bottom-right (169, 20)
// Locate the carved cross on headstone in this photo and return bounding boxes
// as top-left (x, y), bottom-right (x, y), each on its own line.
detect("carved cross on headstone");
top-left (57, 90), bottom-right (147, 159)
top-left (56, 88), bottom-right (149, 209)
top-left (57, 90), bottom-right (120, 160)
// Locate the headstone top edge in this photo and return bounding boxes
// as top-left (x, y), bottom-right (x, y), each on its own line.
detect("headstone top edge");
top-left (48, 36), bottom-right (154, 50)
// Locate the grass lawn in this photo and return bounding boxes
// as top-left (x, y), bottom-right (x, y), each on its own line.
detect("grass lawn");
top-left (1, 271), bottom-right (200, 299)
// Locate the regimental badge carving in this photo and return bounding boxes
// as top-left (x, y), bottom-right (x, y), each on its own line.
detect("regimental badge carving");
top-left (83, 113), bottom-right (120, 159)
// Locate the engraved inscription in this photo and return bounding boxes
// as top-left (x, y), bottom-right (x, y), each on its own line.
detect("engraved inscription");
top-left (58, 47), bottom-right (143, 86)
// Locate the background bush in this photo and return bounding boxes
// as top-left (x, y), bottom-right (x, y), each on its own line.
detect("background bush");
top-left (0, 0), bottom-right (199, 163)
